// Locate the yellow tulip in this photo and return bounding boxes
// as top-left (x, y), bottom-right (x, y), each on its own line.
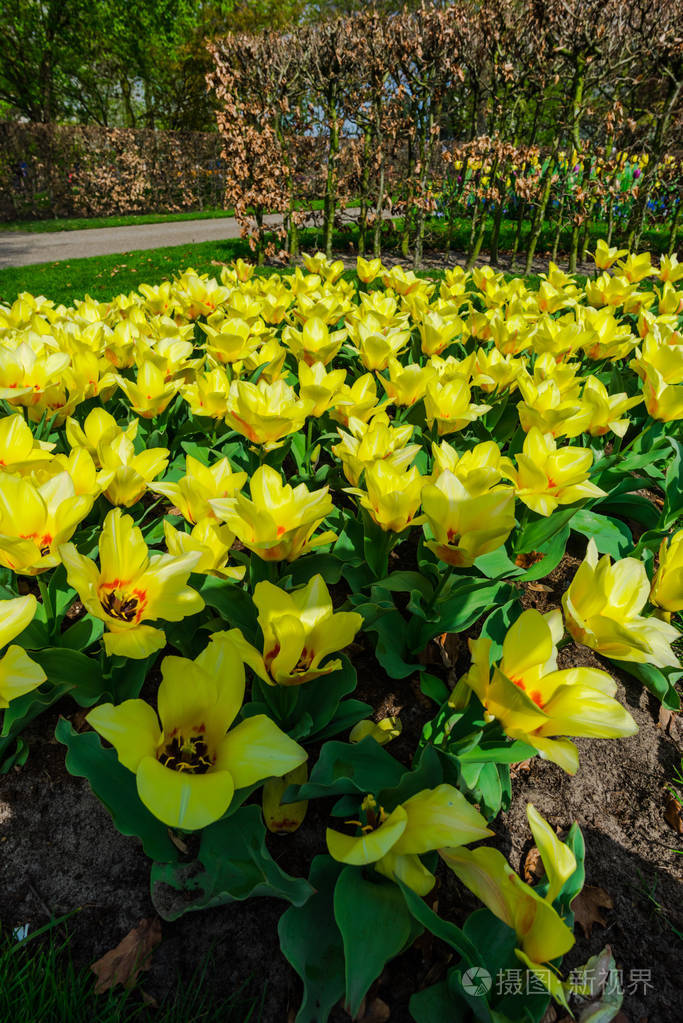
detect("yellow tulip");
top-left (592, 239), bottom-right (628, 270)
top-left (210, 464), bottom-right (335, 562)
top-left (650, 530), bottom-right (683, 615)
top-left (347, 461), bottom-right (424, 533)
top-left (424, 379), bottom-right (490, 436)
top-left (163, 518), bottom-right (245, 580)
top-left (430, 440), bottom-right (515, 495)
top-left (416, 309), bottom-right (464, 356)
top-left (297, 360), bottom-right (346, 416)
top-left (181, 366), bottom-right (231, 419)
top-left (630, 334), bottom-right (683, 422)
top-left (98, 433), bottom-right (169, 508)
top-left (0, 595), bottom-right (46, 709)
top-left (346, 320), bottom-right (410, 371)
top-left (225, 378), bottom-right (310, 449)
top-left (0, 471), bottom-right (93, 575)
top-left (471, 347), bottom-right (522, 394)
top-left (86, 633), bottom-right (306, 830)
top-left (659, 254), bottom-right (683, 284)
top-left (380, 358), bottom-right (436, 408)
top-left (356, 257), bottom-right (383, 284)
top-left (562, 539), bottom-right (680, 670)
top-left (252, 573), bottom-right (362, 686)
top-left (151, 454), bottom-right (247, 524)
top-left (454, 608), bottom-right (637, 773)
top-left (199, 317), bottom-right (262, 365)
top-left (333, 414), bottom-right (420, 487)
top-left (616, 252), bottom-right (654, 284)
top-left (509, 428), bottom-right (605, 516)
top-left (329, 373), bottom-right (382, 426)
top-left (59, 507), bottom-right (204, 659)
top-left (327, 786), bottom-right (492, 895)
top-left (441, 806), bottom-right (577, 1007)
top-left (0, 413), bottom-right (54, 473)
top-left (349, 717), bottom-right (402, 745)
top-left (282, 316), bottom-right (346, 365)
top-left (562, 376), bottom-right (642, 438)
top-left (66, 408), bottom-right (137, 465)
top-left (116, 358), bottom-right (179, 418)
top-left (421, 470), bottom-right (515, 566)
top-left (0, 341), bottom-right (69, 410)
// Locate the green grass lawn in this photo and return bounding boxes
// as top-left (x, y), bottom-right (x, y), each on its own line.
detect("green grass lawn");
top-left (0, 198), bottom-right (350, 234)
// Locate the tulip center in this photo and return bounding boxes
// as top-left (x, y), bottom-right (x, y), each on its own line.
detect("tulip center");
top-left (99, 584), bottom-right (147, 623)
top-left (508, 673), bottom-right (544, 708)
top-left (158, 731), bottom-right (214, 774)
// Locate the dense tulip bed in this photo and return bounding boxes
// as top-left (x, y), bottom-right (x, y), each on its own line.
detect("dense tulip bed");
top-left (0, 247), bottom-right (682, 1021)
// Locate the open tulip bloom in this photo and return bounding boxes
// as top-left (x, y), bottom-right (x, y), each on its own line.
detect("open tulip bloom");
top-left (453, 608), bottom-right (637, 773)
top-left (562, 539), bottom-right (681, 669)
top-left (87, 632), bottom-right (307, 830)
top-left (252, 574), bottom-right (362, 686)
top-left (441, 804), bottom-right (578, 1008)
top-left (59, 507), bottom-right (205, 658)
top-left (326, 785), bottom-right (493, 895)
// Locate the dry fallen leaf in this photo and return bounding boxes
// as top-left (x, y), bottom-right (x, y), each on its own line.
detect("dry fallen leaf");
top-left (515, 551), bottom-right (545, 569)
top-left (91, 917), bottom-right (162, 994)
top-left (523, 846), bottom-right (545, 885)
top-left (664, 794), bottom-right (683, 834)
top-left (571, 886), bottom-right (614, 939)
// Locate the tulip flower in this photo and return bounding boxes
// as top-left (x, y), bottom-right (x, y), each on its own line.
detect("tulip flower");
top-left (356, 256), bottom-right (383, 283)
top-left (163, 519), bottom-right (245, 580)
top-left (347, 461), bottom-right (424, 533)
top-left (650, 530), bottom-right (683, 616)
top-left (421, 470), bottom-right (515, 567)
top-left (151, 455), bottom-right (247, 524)
top-left (225, 378), bottom-right (311, 449)
top-left (380, 358), bottom-right (436, 408)
top-left (199, 316), bottom-right (262, 365)
top-left (562, 376), bottom-right (642, 438)
top-left (508, 428), bottom-right (605, 517)
top-left (329, 373), bottom-right (383, 426)
top-left (454, 608), bottom-right (637, 773)
top-left (0, 595), bottom-right (46, 709)
top-left (431, 440), bottom-right (515, 495)
top-left (181, 366), bottom-right (231, 419)
top-left (592, 239), bottom-right (628, 270)
top-left (562, 540), bottom-right (680, 670)
top-left (381, 266), bottom-right (428, 297)
top-left (630, 334), bottom-right (683, 422)
top-left (210, 465), bottom-right (335, 562)
top-left (616, 252), bottom-right (654, 284)
top-left (659, 254), bottom-right (683, 284)
top-left (0, 472), bottom-right (93, 575)
top-left (327, 786), bottom-right (492, 895)
top-left (66, 408), bottom-right (137, 465)
top-left (471, 347), bottom-right (523, 394)
top-left (86, 634), bottom-right (306, 830)
top-left (0, 413), bottom-right (54, 473)
top-left (252, 574), bottom-right (362, 686)
top-left (416, 309), bottom-right (464, 356)
top-left (97, 433), bottom-right (169, 508)
top-left (59, 507), bottom-right (204, 659)
top-left (297, 360), bottom-right (346, 416)
top-left (346, 321), bottom-right (411, 372)
top-left (441, 805), bottom-right (576, 1007)
top-left (302, 252), bottom-right (345, 284)
top-left (0, 342), bottom-right (69, 409)
top-left (424, 379), bottom-right (490, 436)
top-left (282, 316), bottom-right (346, 366)
top-left (333, 414), bottom-right (420, 487)
top-left (116, 358), bottom-right (180, 419)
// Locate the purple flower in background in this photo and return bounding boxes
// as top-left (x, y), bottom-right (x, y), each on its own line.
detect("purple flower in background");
top-left (634, 167), bottom-right (642, 180)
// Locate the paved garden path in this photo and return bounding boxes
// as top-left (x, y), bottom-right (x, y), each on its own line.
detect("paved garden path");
top-left (0, 213), bottom-right (289, 269)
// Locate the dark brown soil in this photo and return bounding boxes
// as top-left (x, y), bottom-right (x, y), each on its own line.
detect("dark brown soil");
top-left (1, 573), bottom-right (681, 1022)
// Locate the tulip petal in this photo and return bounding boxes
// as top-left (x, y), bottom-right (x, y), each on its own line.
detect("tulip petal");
top-left (326, 805), bottom-right (408, 865)
top-left (376, 850), bottom-right (436, 895)
top-left (136, 756), bottom-right (234, 830)
top-left (0, 594), bottom-right (38, 649)
top-left (526, 804), bottom-right (576, 903)
top-left (215, 714), bottom-right (307, 789)
top-left (393, 784), bottom-right (493, 855)
top-left (86, 699), bottom-right (161, 771)
top-left (103, 624), bottom-right (166, 660)
top-left (0, 645), bottom-right (46, 708)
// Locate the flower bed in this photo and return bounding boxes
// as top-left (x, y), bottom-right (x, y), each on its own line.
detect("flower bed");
top-left (0, 248), bottom-right (681, 1021)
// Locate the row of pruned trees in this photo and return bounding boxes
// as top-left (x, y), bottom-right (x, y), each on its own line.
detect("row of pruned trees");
top-left (208, 0), bottom-right (682, 268)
